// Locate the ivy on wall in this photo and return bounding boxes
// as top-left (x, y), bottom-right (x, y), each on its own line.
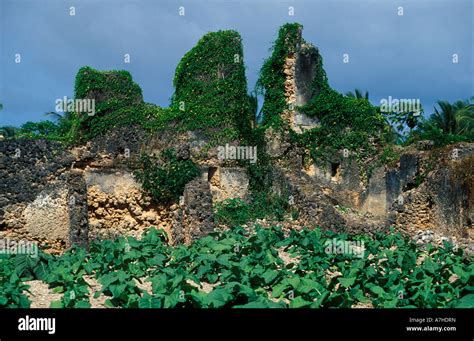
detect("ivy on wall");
top-left (295, 92), bottom-right (385, 163)
top-left (74, 66), bottom-right (143, 114)
top-left (134, 149), bottom-right (200, 204)
top-left (256, 23), bottom-right (302, 127)
top-left (171, 30), bottom-right (254, 142)
top-left (73, 66), bottom-right (144, 139)
top-left (256, 22), bottom-right (385, 164)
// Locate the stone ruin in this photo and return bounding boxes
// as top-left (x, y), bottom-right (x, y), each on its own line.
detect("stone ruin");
top-left (0, 125), bottom-right (254, 251)
top-left (282, 26), bottom-right (321, 133)
top-left (0, 27), bottom-right (472, 254)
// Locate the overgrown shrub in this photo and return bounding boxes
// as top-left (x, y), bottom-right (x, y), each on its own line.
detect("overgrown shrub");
top-left (134, 149), bottom-right (200, 204)
top-left (214, 198), bottom-right (251, 226)
top-left (171, 30), bottom-right (254, 140)
top-left (256, 23), bottom-right (302, 127)
top-left (296, 73), bottom-right (385, 164)
top-left (74, 66), bottom-right (143, 115)
top-left (214, 192), bottom-right (290, 226)
top-left (73, 66), bottom-right (144, 138)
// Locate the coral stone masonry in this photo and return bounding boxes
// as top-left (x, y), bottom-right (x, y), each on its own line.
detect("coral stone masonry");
top-left (0, 24), bottom-right (472, 256)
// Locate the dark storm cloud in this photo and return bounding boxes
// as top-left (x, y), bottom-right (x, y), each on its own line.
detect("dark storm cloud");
top-left (0, 0), bottom-right (472, 126)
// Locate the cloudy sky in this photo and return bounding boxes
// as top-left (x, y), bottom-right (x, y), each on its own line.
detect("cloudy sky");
top-left (0, 0), bottom-right (472, 127)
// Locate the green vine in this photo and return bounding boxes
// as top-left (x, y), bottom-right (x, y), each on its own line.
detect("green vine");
top-left (293, 39), bottom-right (385, 165)
top-left (256, 23), bottom-right (302, 128)
top-left (72, 66), bottom-right (144, 139)
top-left (134, 149), bottom-right (200, 204)
top-left (171, 30), bottom-right (254, 143)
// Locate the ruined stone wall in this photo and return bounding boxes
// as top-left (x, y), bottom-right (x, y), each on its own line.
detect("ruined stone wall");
top-left (1, 136), bottom-right (472, 252)
top-left (208, 167), bottom-right (249, 202)
top-left (86, 170), bottom-right (164, 240)
top-left (0, 131), bottom-right (173, 251)
top-left (67, 170), bottom-right (89, 248)
top-left (389, 145), bottom-right (473, 240)
top-left (172, 175), bottom-right (214, 245)
top-left (73, 127), bottom-right (179, 244)
top-left (300, 143), bottom-right (473, 243)
top-left (280, 29), bottom-right (320, 133)
top-left (304, 154), bottom-right (362, 209)
top-left (0, 124), bottom-right (249, 251)
top-left (292, 43), bottom-right (321, 132)
top-left (0, 140), bottom-right (75, 252)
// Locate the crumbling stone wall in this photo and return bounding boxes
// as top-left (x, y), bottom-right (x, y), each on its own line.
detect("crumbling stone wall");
top-left (172, 175), bottom-right (214, 245)
top-left (281, 29), bottom-right (320, 133)
top-left (85, 170), bottom-right (174, 241)
top-left (0, 139), bottom-right (73, 225)
top-left (66, 170), bottom-right (89, 248)
top-left (22, 182), bottom-right (70, 251)
top-left (0, 122), bottom-right (226, 252)
top-left (208, 167), bottom-right (249, 202)
top-left (0, 132), bottom-right (180, 251)
top-left (298, 143), bottom-right (473, 243)
top-left (292, 43), bottom-right (321, 132)
top-left (271, 166), bottom-right (386, 235)
top-left (1, 138), bottom-right (472, 252)
top-left (304, 154), bottom-right (362, 208)
top-left (389, 146), bottom-right (474, 240)
top-left (0, 140), bottom-right (76, 252)
top-left (0, 138), bottom-right (91, 252)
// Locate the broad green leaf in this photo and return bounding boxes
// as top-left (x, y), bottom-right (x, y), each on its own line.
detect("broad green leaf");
top-left (50, 301), bottom-right (63, 308)
top-left (289, 296), bottom-right (311, 308)
top-left (383, 299), bottom-right (398, 308)
top-left (205, 288), bottom-right (233, 308)
top-left (104, 299), bottom-right (116, 308)
top-left (262, 269), bottom-right (279, 285)
top-left (454, 294), bottom-right (474, 308)
top-left (370, 286), bottom-right (385, 296)
top-left (74, 300), bottom-right (91, 308)
top-left (99, 273), bottom-right (119, 287)
top-left (52, 286), bottom-right (64, 294)
top-left (338, 277), bottom-right (356, 288)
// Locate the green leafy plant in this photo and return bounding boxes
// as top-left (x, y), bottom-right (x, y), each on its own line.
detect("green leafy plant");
top-left (134, 149), bottom-right (200, 204)
top-left (214, 198), bottom-right (251, 226)
top-left (407, 98), bottom-right (474, 146)
top-left (171, 30), bottom-right (254, 142)
top-left (256, 23), bottom-right (302, 127)
top-left (0, 256), bottom-right (31, 308)
top-left (214, 192), bottom-right (290, 227)
top-left (1, 225), bottom-right (472, 309)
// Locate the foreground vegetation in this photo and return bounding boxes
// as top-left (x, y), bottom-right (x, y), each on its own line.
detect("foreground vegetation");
top-left (0, 23), bottom-right (472, 310)
top-left (1, 226), bottom-right (472, 308)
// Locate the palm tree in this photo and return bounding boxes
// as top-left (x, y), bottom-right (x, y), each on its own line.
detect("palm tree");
top-left (345, 89), bottom-right (369, 100)
top-left (454, 98), bottom-right (474, 135)
top-left (382, 123), bottom-right (402, 144)
top-left (45, 111), bottom-right (71, 122)
top-left (428, 99), bottom-right (473, 135)
top-left (0, 126), bottom-right (18, 139)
